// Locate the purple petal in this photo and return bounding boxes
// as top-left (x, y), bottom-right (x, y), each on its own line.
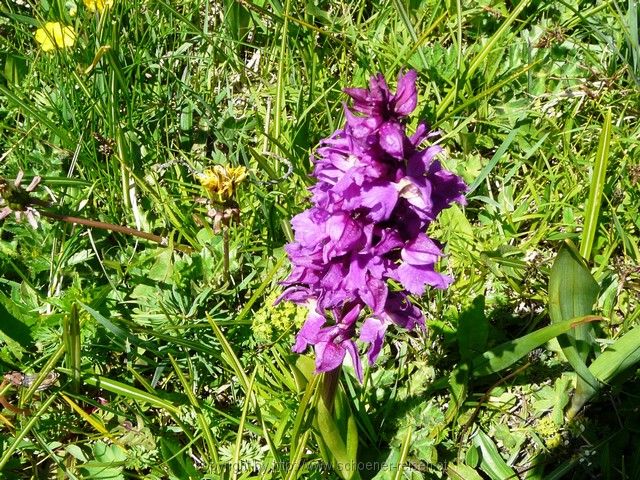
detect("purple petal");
top-left (276, 285), bottom-right (312, 305)
top-left (401, 234), bottom-right (443, 266)
top-left (343, 87), bottom-right (369, 104)
top-left (392, 70), bottom-right (417, 117)
top-left (343, 340), bottom-right (363, 382)
top-left (407, 145), bottom-right (443, 178)
top-left (383, 293), bottom-right (425, 330)
top-left (291, 208), bottom-right (329, 246)
top-left (372, 228), bottom-right (403, 256)
top-left (395, 263), bottom-right (452, 295)
top-left (360, 182), bottom-right (399, 221)
top-left (368, 73), bottom-right (391, 107)
top-left (359, 275), bottom-right (388, 314)
top-left (292, 310), bottom-right (326, 353)
top-left (410, 122), bottom-right (429, 147)
top-left (325, 212), bottom-right (364, 257)
top-left (344, 106), bottom-right (381, 138)
top-left (360, 316), bottom-right (388, 364)
top-left (340, 303), bottom-right (362, 326)
top-left (315, 341), bottom-right (346, 373)
top-left (379, 122), bottom-right (405, 158)
top-left (427, 161), bottom-right (469, 213)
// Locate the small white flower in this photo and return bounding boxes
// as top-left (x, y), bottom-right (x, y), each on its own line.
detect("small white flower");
top-left (0, 170), bottom-right (43, 229)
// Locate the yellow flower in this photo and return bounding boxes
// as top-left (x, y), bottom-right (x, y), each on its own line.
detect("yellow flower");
top-left (34, 22), bottom-right (76, 52)
top-left (197, 165), bottom-right (248, 202)
top-left (83, 0), bottom-right (113, 12)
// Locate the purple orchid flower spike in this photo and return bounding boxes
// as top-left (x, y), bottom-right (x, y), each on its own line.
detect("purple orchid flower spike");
top-left (281, 70), bottom-right (467, 381)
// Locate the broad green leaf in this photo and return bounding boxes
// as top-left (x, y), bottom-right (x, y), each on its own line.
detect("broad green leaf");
top-left (549, 243), bottom-right (600, 332)
top-left (3, 53), bottom-right (27, 85)
top-left (590, 325), bottom-right (640, 383)
top-left (316, 402), bottom-right (361, 480)
top-left (458, 295), bottom-right (488, 361)
top-left (445, 364), bottom-right (468, 425)
top-left (447, 463), bottom-right (484, 480)
top-left (567, 324), bottom-right (640, 416)
top-left (548, 242), bottom-right (601, 416)
top-left (469, 316), bottom-right (599, 377)
top-left (0, 291), bottom-right (35, 348)
top-left (473, 429), bottom-right (517, 480)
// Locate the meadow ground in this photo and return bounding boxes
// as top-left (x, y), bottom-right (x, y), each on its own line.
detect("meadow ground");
top-left (0, 0), bottom-right (639, 478)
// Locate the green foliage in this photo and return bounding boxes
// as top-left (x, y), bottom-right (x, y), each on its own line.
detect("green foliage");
top-left (0, 0), bottom-right (639, 478)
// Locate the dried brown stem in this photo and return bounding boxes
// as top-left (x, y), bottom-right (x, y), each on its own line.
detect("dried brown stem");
top-left (39, 210), bottom-right (194, 254)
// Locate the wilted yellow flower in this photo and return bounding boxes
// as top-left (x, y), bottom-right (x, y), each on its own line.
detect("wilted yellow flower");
top-left (197, 165), bottom-right (248, 202)
top-left (83, 0), bottom-right (113, 12)
top-left (34, 22), bottom-right (76, 52)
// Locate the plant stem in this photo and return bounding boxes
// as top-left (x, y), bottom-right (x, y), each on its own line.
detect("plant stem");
top-left (320, 368), bottom-right (341, 413)
top-left (38, 210), bottom-right (194, 253)
top-left (223, 226), bottom-right (230, 283)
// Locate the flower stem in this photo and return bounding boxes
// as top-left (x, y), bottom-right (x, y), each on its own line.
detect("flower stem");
top-left (38, 210), bottom-right (194, 254)
top-left (320, 368), bottom-right (341, 413)
top-left (222, 226), bottom-right (230, 283)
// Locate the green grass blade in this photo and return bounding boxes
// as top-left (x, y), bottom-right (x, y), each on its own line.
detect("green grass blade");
top-left (0, 393), bottom-right (58, 470)
top-left (168, 354), bottom-right (220, 467)
top-left (436, 0), bottom-right (531, 116)
top-left (235, 254), bottom-right (287, 323)
top-left (580, 108), bottom-right (612, 261)
top-left (232, 368), bottom-right (257, 480)
top-left (22, 344), bottom-right (66, 405)
top-left (391, 0), bottom-right (428, 67)
top-left (285, 430), bottom-right (312, 480)
top-left (63, 304), bottom-right (82, 394)
top-left (392, 426), bottom-right (413, 480)
top-left (207, 314), bottom-right (250, 391)
top-left (78, 301), bottom-right (162, 357)
top-left (57, 370), bottom-right (180, 414)
top-left (273, 0), bottom-right (291, 152)
top-left (0, 84), bottom-right (73, 146)
top-left (466, 124), bottom-right (522, 196)
top-left (61, 393), bottom-right (121, 444)
top-left (562, 320), bottom-right (640, 421)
